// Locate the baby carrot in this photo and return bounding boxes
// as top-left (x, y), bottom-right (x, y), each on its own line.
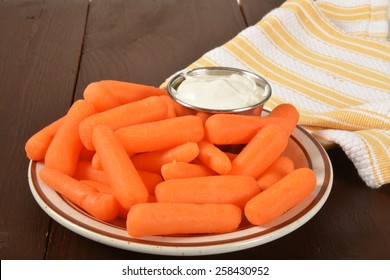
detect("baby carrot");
top-left (195, 111), bottom-right (212, 124)
top-left (79, 95), bottom-right (168, 150)
top-left (131, 142), bottom-right (199, 173)
top-left (245, 168), bottom-right (316, 225)
top-left (197, 140), bottom-right (232, 175)
top-left (155, 175), bottom-right (261, 209)
top-left (79, 146), bottom-right (95, 161)
top-left (39, 167), bottom-right (119, 221)
top-left (137, 170), bottom-right (164, 195)
top-left (98, 80), bottom-right (167, 104)
top-left (82, 179), bottom-right (128, 219)
top-left (115, 115), bottom-right (204, 153)
top-left (83, 82), bottom-right (122, 112)
top-left (229, 124), bottom-right (289, 179)
top-left (44, 100), bottom-right (95, 176)
top-left (268, 103), bottom-right (299, 135)
top-left (81, 179), bottom-right (113, 194)
top-left (91, 152), bottom-right (103, 170)
top-left (161, 162), bottom-right (217, 180)
top-left (127, 203), bottom-right (242, 237)
top-left (204, 113), bottom-right (293, 145)
top-left (73, 160), bottom-right (109, 185)
top-left (257, 156), bottom-right (295, 190)
top-left (170, 100), bottom-right (196, 116)
top-left (81, 191), bottom-right (120, 222)
top-left (159, 95), bottom-right (178, 118)
top-left (92, 125), bottom-right (149, 210)
top-left (25, 117), bottom-right (64, 161)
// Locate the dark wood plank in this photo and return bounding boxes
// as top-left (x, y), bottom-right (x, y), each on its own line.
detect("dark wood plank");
top-left (73, 0), bottom-right (247, 99)
top-left (313, 149), bottom-right (390, 259)
top-left (240, 0), bottom-right (285, 26)
top-left (0, 0), bottom-right (89, 259)
top-left (45, 0), bottom-right (247, 259)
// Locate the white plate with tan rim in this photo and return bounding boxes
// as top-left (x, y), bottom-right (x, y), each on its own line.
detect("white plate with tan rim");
top-left (28, 125), bottom-right (333, 256)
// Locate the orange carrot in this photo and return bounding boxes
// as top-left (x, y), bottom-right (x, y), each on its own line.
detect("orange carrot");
top-left (195, 111), bottom-right (212, 124)
top-left (73, 160), bottom-right (109, 185)
top-left (83, 82), bottom-right (122, 112)
top-left (81, 179), bottom-right (113, 194)
top-left (127, 203), bottom-right (242, 237)
top-left (159, 95), bottom-right (178, 118)
top-left (257, 156), bottom-right (295, 190)
top-left (268, 103), bottom-right (299, 135)
top-left (204, 113), bottom-right (293, 145)
top-left (39, 167), bottom-right (119, 221)
top-left (224, 151), bottom-right (238, 161)
top-left (115, 115), bottom-right (204, 153)
top-left (161, 162), bottom-right (217, 180)
top-left (25, 117), bottom-right (64, 161)
top-left (155, 175), bottom-right (261, 209)
top-left (45, 100), bottom-right (95, 176)
top-left (91, 152), bottom-right (103, 170)
top-left (92, 125), bottom-right (149, 210)
top-left (245, 168), bottom-right (316, 225)
top-left (170, 100), bottom-right (196, 116)
top-left (137, 170), bottom-right (163, 195)
top-left (197, 140), bottom-right (232, 175)
top-left (229, 124), bottom-right (289, 179)
top-left (131, 142), bottom-right (199, 173)
top-left (98, 80), bottom-right (167, 104)
top-left (79, 95), bottom-right (168, 150)
top-left (81, 192), bottom-right (120, 221)
top-left (82, 179), bottom-right (128, 218)
top-left (79, 146), bottom-right (95, 161)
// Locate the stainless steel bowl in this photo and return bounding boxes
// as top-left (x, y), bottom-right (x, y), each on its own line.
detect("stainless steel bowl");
top-left (166, 67), bottom-right (272, 114)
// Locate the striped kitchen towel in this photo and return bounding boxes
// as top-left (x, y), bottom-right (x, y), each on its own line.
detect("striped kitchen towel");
top-left (174, 0), bottom-right (390, 188)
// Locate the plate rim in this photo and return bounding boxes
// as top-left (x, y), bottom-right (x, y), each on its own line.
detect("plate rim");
top-left (28, 125), bottom-right (333, 256)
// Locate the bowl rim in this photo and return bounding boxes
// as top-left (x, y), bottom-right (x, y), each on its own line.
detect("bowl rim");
top-left (166, 66), bottom-right (272, 113)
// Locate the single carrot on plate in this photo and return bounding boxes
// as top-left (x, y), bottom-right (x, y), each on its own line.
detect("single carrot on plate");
top-left (92, 125), bottom-right (149, 210)
top-left (79, 95), bottom-right (168, 150)
top-left (39, 167), bottom-right (119, 221)
top-left (25, 117), bottom-right (64, 161)
top-left (267, 103), bottom-right (299, 135)
top-left (229, 124), bottom-right (289, 179)
top-left (159, 95), bottom-right (178, 118)
top-left (155, 175), bottom-right (261, 209)
top-left (245, 167), bottom-right (316, 225)
top-left (98, 80), bottom-right (167, 104)
top-left (131, 142), bottom-right (199, 173)
top-left (137, 170), bottom-right (164, 195)
top-left (115, 115), bottom-right (204, 153)
top-left (73, 160), bottom-right (109, 185)
top-left (204, 113), bottom-right (293, 145)
top-left (197, 140), bottom-right (232, 175)
top-left (82, 179), bottom-right (128, 218)
top-left (44, 99), bottom-right (95, 176)
top-left (257, 156), bottom-right (295, 190)
top-left (83, 82), bottom-right (122, 112)
top-left (195, 111), bottom-right (212, 124)
top-left (127, 202), bottom-right (242, 237)
top-left (161, 161), bottom-right (217, 180)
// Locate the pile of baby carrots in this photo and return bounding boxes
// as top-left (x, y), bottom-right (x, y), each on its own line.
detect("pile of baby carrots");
top-left (25, 80), bottom-right (316, 237)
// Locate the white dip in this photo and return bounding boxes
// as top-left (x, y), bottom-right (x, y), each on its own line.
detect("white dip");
top-left (174, 73), bottom-right (265, 110)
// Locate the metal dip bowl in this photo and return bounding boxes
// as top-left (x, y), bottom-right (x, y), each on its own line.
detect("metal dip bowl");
top-left (166, 67), bottom-right (272, 115)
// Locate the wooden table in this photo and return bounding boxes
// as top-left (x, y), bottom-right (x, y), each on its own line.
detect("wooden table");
top-left (1, 0), bottom-right (389, 260)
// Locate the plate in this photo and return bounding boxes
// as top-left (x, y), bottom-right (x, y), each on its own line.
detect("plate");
top-left (28, 125), bottom-right (332, 256)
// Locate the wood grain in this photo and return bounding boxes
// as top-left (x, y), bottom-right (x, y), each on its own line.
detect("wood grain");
top-left (0, 0), bottom-right (88, 259)
top-left (1, 0), bottom-right (388, 260)
top-left (73, 0), bottom-right (246, 99)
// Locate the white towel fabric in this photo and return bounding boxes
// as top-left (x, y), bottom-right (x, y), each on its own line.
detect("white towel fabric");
top-left (177, 0), bottom-right (390, 188)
